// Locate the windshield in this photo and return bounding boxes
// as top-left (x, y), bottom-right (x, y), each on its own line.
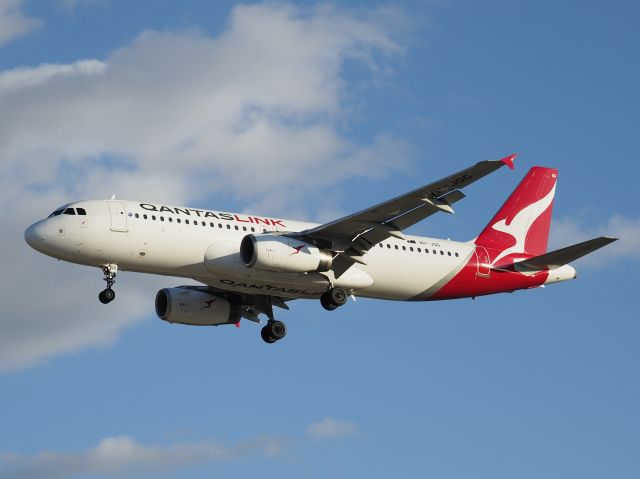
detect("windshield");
top-left (48, 206), bottom-right (87, 218)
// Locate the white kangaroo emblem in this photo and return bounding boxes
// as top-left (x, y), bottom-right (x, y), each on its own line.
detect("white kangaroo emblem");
top-left (491, 183), bottom-right (556, 266)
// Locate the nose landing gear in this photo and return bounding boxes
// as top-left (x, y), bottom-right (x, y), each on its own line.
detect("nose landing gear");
top-left (98, 264), bottom-right (117, 304)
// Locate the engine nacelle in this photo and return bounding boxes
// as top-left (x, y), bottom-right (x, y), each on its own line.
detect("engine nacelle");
top-left (240, 234), bottom-right (332, 273)
top-left (155, 288), bottom-right (240, 326)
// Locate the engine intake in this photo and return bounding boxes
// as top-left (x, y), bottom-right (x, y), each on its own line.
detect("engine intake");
top-left (155, 288), bottom-right (240, 326)
top-left (240, 234), bottom-right (332, 273)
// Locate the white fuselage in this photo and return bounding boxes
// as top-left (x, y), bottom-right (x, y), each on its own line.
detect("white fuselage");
top-left (25, 199), bottom-right (478, 301)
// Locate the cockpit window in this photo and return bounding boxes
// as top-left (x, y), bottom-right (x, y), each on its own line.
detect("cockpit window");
top-left (63, 208), bottom-right (76, 215)
top-left (76, 208), bottom-right (87, 215)
top-left (48, 209), bottom-right (64, 218)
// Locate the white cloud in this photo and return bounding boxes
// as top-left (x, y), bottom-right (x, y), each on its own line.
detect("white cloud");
top-left (0, 0), bottom-right (40, 47)
top-left (0, 60), bottom-right (106, 93)
top-left (0, 434), bottom-right (286, 479)
top-left (550, 214), bottom-right (640, 266)
top-left (306, 417), bottom-right (361, 439)
top-left (1, 418), bottom-right (360, 478)
top-left (0, 3), bottom-right (409, 371)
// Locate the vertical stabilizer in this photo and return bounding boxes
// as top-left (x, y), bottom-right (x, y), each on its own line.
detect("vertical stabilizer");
top-left (475, 166), bottom-right (557, 267)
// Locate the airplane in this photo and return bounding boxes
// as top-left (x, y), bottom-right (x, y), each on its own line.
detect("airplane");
top-left (24, 154), bottom-right (617, 343)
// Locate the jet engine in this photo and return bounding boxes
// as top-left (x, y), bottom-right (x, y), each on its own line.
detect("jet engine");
top-left (240, 234), bottom-right (333, 273)
top-left (155, 287), bottom-right (240, 326)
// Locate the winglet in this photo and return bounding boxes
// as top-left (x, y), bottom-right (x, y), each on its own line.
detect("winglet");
top-left (500, 154), bottom-right (516, 170)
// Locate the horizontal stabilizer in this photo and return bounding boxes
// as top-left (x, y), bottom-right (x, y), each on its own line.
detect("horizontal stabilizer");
top-left (513, 236), bottom-right (618, 272)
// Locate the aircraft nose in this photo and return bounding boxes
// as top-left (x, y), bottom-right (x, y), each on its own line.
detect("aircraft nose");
top-left (24, 221), bottom-right (47, 250)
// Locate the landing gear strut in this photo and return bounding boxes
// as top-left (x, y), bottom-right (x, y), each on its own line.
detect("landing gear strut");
top-left (98, 264), bottom-right (117, 304)
top-left (320, 287), bottom-right (348, 311)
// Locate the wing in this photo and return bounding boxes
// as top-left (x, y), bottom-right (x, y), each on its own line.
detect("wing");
top-left (292, 154), bottom-right (516, 275)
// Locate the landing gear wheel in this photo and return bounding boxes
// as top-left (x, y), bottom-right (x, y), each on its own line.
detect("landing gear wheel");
top-left (320, 294), bottom-right (338, 311)
top-left (321, 287), bottom-right (348, 310)
top-left (269, 320), bottom-right (287, 340)
top-left (261, 326), bottom-right (277, 343)
top-left (261, 320), bottom-right (287, 343)
top-left (99, 288), bottom-right (115, 304)
top-left (330, 288), bottom-right (348, 306)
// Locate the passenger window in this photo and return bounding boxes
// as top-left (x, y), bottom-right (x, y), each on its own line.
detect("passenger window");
top-left (64, 208), bottom-right (76, 215)
top-left (152, 215), bottom-right (156, 220)
top-left (432, 249), bottom-right (436, 254)
top-left (160, 216), bottom-right (164, 221)
top-left (447, 251), bottom-right (451, 256)
top-left (440, 250), bottom-right (444, 255)
top-left (410, 247), bottom-right (414, 252)
top-left (234, 225), bottom-right (239, 230)
top-left (455, 252), bottom-right (459, 257)
top-left (185, 219), bottom-right (189, 224)
top-left (387, 244), bottom-right (391, 249)
top-left (417, 248), bottom-right (421, 252)
top-left (227, 225), bottom-right (231, 229)
top-left (135, 213), bottom-right (139, 219)
top-left (143, 214), bottom-right (148, 220)
top-left (169, 217), bottom-right (173, 222)
top-left (402, 246), bottom-right (406, 251)
top-left (243, 226), bottom-right (247, 231)
top-left (251, 227), bottom-right (255, 232)
top-left (177, 218), bottom-right (181, 224)
top-left (76, 208), bottom-right (87, 215)
top-left (394, 245), bottom-right (398, 250)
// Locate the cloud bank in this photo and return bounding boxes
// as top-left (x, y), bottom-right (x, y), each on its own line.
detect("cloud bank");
top-left (0, 434), bottom-right (285, 479)
top-left (1, 417), bottom-right (360, 478)
top-left (0, 3), bottom-right (409, 371)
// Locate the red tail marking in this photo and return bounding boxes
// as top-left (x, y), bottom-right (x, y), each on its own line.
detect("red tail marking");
top-left (475, 166), bottom-right (557, 266)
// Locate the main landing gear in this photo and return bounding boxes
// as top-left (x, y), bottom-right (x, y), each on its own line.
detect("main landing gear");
top-left (258, 296), bottom-right (287, 344)
top-left (320, 287), bottom-right (348, 311)
top-left (259, 286), bottom-right (347, 343)
top-left (261, 320), bottom-right (287, 344)
top-left (98, 264), bottom-right (117, 304)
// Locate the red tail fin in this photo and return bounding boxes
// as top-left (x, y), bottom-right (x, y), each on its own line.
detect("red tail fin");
top-left (475, 166), bottom-right (557, 267)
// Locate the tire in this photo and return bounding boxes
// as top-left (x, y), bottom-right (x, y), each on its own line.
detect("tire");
top-left (261, 326), bottom-right (277, 343)
top-left (330, 288), bottom-right (347, 306)
top-left (320, 293), bottom-right (338, 311)
top-left (269, 320), bottom-right (287, 340)
top-left (98, 290), bottom-right (109, 304)
top-left (99, 288), bottom-right (115, 304)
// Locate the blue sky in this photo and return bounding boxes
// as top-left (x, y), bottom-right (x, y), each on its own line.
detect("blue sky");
top-left (1, 1), bottom-right (639, 478)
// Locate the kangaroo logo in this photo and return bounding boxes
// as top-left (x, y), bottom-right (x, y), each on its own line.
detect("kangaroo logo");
top-left (201, 299), bottom-right (217, 310)
top-left (289, 244), bottom-right (305, 256)
top-left (490, 183), bottom-right (556, 266)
